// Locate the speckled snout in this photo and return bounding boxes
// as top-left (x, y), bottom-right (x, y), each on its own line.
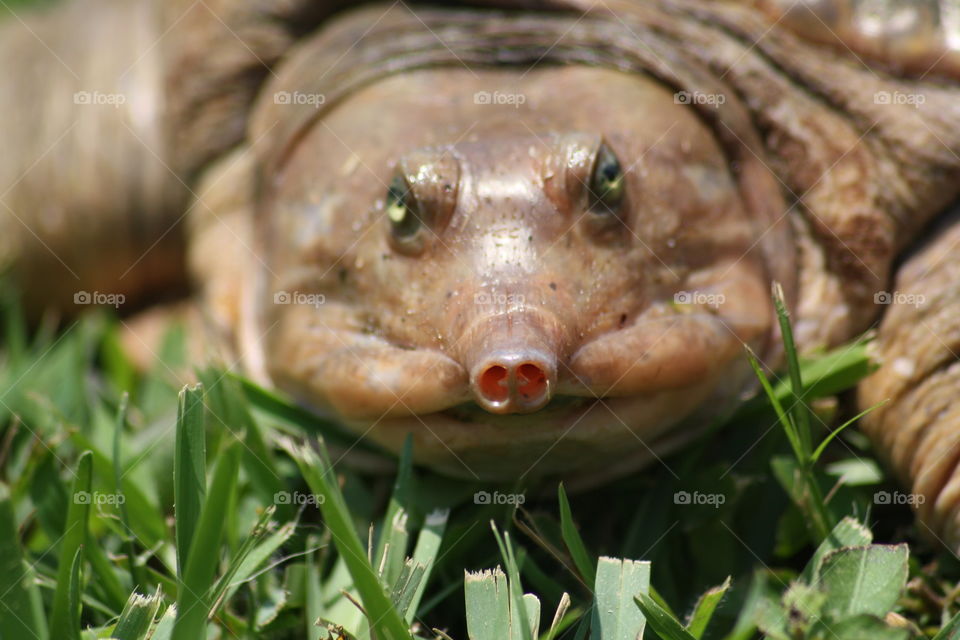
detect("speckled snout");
top-left (458, 308), bottom-right (561, 414)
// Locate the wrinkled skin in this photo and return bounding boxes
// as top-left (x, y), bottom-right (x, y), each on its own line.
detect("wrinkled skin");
top-left (755, 0), bottom-right (960, 77)
top-left (259, 67), bottom-right (772, 479)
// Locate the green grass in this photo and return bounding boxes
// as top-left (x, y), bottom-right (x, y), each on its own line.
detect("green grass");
top-left (3, 282), bottom-right (960, 639)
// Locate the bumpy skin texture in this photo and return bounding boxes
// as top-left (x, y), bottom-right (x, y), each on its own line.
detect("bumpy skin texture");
top-left (859, 212), bottom-right (960, 547)
top-left (5, 1), bottom-right (960, 540)
top-left (756, 0), bottom-right (960, 78)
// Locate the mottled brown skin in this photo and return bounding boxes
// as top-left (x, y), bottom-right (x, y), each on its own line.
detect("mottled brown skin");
top-left (755, 0), bottom-right (960, 78)
top-left (5, 0), bottom-right (960, 544)
top-left (859, 215), bottom-right (960, 547)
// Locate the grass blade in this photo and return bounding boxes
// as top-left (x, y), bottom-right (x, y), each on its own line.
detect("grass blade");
top-left (305, 537), bottom-right (324, 640)
top-left (558, 484), bottom-right (596, 585)
top-left (634, 592), bottom-right (696, 640)
top-left (773, 282), bottom-right (812, 459)
top-left (819, 544), bottom-right (909, 619)
top-left (113, 392), bottom-right (146, 593)
top-left (151, 604), bottom-right (177, 640)
top-left (65, 547), bottom-right (83, 640)
top-left (521, 593), bottom-right (542, 640)
top-left (380, 509), bottom-right (411, 589)
top-left (810, 400), bottom-right (888, 463)
top-left (801, 517), bottom-right (873, 585)
top-left (113, 589), bottom-right (163, 640)
top-left (465, 568), bottom-right (511, 640)
top-left (84, 531), bottom-right (128, 613)
top-left (745, 347), bottom-right (803, 463)
top-left (198, 368), bottom-right (286, 515)
top-left (171, 440), bottom-right (241, 640)
top-left (491, 524), bottom-right (535, 640)
top-left (933, 609), bottom-right (960, 640)
top-left (543, 592), bottom-right (571, 640)
top-left (281, 437), bottom-right (413, 640)
top-left (770, 337), bottom-right (872, 406)
top-left (50, 451), bottom-right (92, 636)
top-left (391, 560), bottom-right (427, 618)
top-left (375, 435), bottom-right (414, 568)
top-left (213, 513), bottom-right (297, 614)
top-left (208, 505), bottom-right (275, 612)
top-left (0, 482), bottom-right (47, 640)
top-left (686, 577), bottom-right (730, 639)
top-left (404, 508), bottom-right (449, 623)
top-left (174, 384), bottom-right (206, 578)
top-left (590, 557), bottom-right (650, 640)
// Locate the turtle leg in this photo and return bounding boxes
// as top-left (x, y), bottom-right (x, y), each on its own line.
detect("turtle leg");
top-left (115, 145), bottom-right (259, 376)
top-left (0, 0), bottom-right (338, 315)
top-left (112, 143), bottom-right (255, 378)
top-left (859, 207), bottom-right (960, 550)
top-left (184, 146), bottom-right (269, 379)
top-left (0, 0), bottom-right (188, 314)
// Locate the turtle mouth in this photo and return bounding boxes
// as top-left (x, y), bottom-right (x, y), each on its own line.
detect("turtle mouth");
top-left (435, 301), bottom-right (760, 428)
top-left (441, 393), bottom-right (591, 423)
top-left (356, 375), bottom-right (755, 482)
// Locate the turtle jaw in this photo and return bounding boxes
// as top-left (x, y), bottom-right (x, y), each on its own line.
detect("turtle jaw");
top-left (348, 364), bottom-right (753, 482)
top-left (302, 278), bottom-right (771, 482)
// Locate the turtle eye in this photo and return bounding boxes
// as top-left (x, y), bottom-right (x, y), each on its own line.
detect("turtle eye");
top-left (386, 172), bottom-right (422, 241)
top-left (587, 143), bottom-right (625, 215)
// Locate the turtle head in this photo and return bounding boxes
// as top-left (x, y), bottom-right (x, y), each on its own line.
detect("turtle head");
top-left (259, 66), bottom-right (780, 479)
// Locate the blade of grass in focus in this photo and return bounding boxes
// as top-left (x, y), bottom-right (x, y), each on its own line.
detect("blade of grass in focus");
top-left (174, 384), bottom-right (206, 577)
top-left (50, 451), bottom-right (92, 636)
top-left (171, 439), bottom-right (241, 640)
top-left (282, 437), bottom-right (414, 640)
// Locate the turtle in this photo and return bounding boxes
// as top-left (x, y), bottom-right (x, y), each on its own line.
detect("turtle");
top-left (3, 0), bottom-right (960, 546)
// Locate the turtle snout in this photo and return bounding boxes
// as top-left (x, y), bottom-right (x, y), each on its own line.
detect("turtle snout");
top-left (459, 310), bottom-right (562, 414)
top-left (473, 351), bottom-right (556, 413)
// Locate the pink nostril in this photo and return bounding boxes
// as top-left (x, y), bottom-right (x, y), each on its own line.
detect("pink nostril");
top-left (462, 312), bottom-right (558, 413)
top-left (516, 362), bottom-right (548, 401)
top-left (478, 364), bottom-right (510, 403)
top-left (473, 359), bottom-right (553, 412)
